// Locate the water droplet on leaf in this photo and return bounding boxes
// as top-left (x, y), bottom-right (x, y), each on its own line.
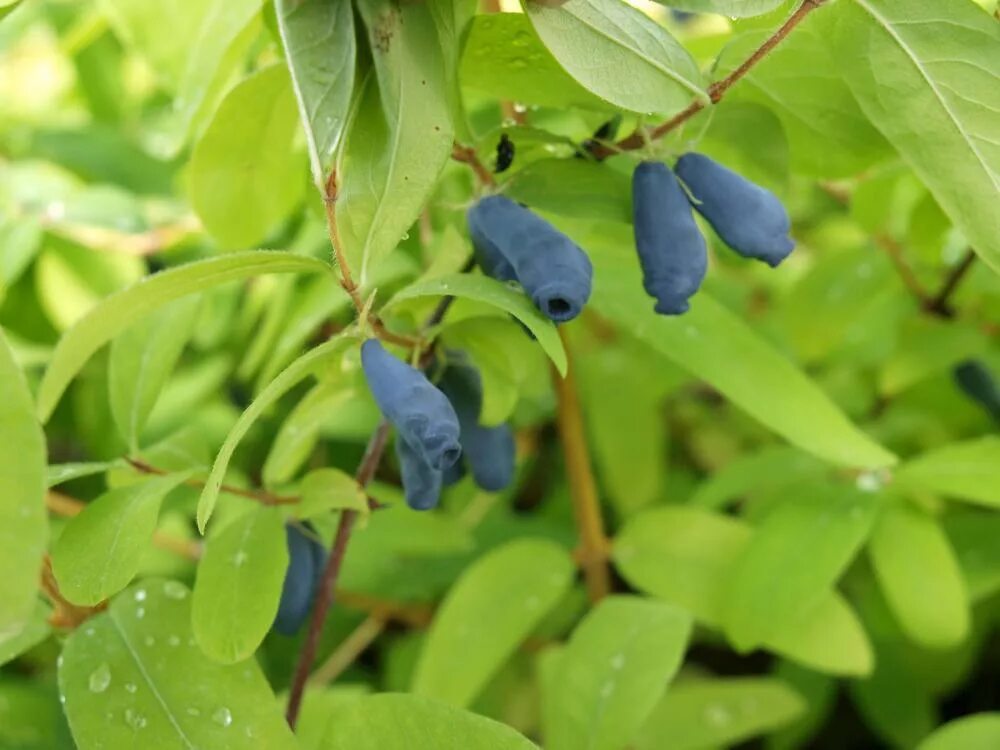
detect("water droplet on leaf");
top-left (88, 664), bottom-right (111, 693)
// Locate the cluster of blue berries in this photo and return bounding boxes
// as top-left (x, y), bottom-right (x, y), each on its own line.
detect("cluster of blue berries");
top-left (633, 154), bottom-right (795, 314)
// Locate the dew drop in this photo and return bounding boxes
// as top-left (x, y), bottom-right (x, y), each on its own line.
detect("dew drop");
top-left (168, 635), bottom-right (181, 647)
top-left (163, 581), bottom-right (189, 600)
top-left (134, 589), bottom-right (147, 602)
top-left (610, 654), bottom-right (625, 670)
top-left (84, 627), bottom-right (96, 637)
top-left (125, 683), bottom-right (137, 694)
top-left (703, 703), bottom-right (733, 728)
top-left (232, 551), bottom-right (249, 567)
top-left (212, 707), bottom-right (233, 728)
top-left (144, 636), bottom-right (156, 647)
top-left (186, 707), bottom-right (201, 717)
top-left (135, 607), bottom-right (145, 619)
top-left (88, 663), bottom-right (111, 693)
top-left (599, 682), bottom-right (615, 699)
top-left (124, 708), bottom-right (148, 730)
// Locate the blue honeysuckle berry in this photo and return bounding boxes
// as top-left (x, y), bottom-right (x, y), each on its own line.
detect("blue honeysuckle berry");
top-left (273, 524), bottom-right (326, 635)
top-left (396, 435), bottom-right (444, 511)
top-left (675, 152), bottom-right (795, 267)
top-left (632, 161), bottom-right (708, 315)
top-left (467, 195), bottom-right (593, 323)
top-left (360, 339), bottom-right (462, 472)
top-left (953, 359), bottom-right (1000, 422)
top-left (438, 360), bottom-right (516, 493)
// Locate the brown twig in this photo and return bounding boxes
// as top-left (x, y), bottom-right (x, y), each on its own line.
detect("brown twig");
top-left (874, 233), bottom-right (932, 307)
top-left (551, 328), bottom-right (611, 602)
top-left (926, 249), bottom-right (976, 318)
top-left (125, 458), bottom-right (297, 507)
top-left (591, 0), bottom-right (827, 159)
top-left (41, 555), bottom-right (107, 629)
top-left (451, 143), bottom-right (496, 188)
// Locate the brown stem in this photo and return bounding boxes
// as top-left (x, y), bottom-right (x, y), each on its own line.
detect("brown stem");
top-left (592, 0), bottom-right (827, 159)
top-left (285, 420), bottom-right (391, 728)
top-left (125, 458), bottom-right (297, 507)
top-left (874, 233), bottom-right (932, 307)
top-left (323, 171), bottom-right (364, 313)
top-left (926, 249), bottom-right (976, 318)
top-left (551, 328), bottom-right (611, 602)
top-left (451, 143), bottom-right (496, 188)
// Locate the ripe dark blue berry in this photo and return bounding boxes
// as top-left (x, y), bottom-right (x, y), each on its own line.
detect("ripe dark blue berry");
top-left (632, 161), bottom-right (708, 315)
top-left (273, 524), bottom-right (326, 635)
top-left (396, 436), bottom-right (444, 510)
top-left (439, 361), bottom-right (516, 492)
top-left (468, 195), bottom-right (593, 323)
top-left (361, 339), bottom-right (461, 472)
top-left (675, 153), bottom-right (794, 267)
top-left (953, 359), bottom-right (1000, 422)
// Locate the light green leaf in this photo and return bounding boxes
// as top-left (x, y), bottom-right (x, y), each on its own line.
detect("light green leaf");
top-left (895, 437), bottom-right (1000, 508)
top-left (59, 579), bottom-right (297, 750)
top-left (427, 0), bottom-right (476, 140)
top-left (459, 14), bottom-right (609, 111)
top-left (524, 0), bottom-right (706, 114)
top-left (613, 506), bottom-right (873, 676)
top-left (337, 0), bottom-right (454, 284)
top-left (321, 693), bottom-right (539, 749)
top-left (47, 461), bottom-right (119, 487)
top-left (189, 65), bottom-right (305, 248)
top-left (868, 502), bottom-right (969, 648)
top-left (197, 334), bottom-right (353, 532)
top-left (634, 677), bottom-right (806, 750)
top-left (580, 224), bottom-right (896, 469)
top-left (832, 0), bottom-right (1000, 273)
top-left (0, 602), bottom-right (50, 667)
top-left (880, 318), bottom-right (989, 396)
top-left (37, 251), bottom-right (331, 423)
top-left (298, 468), bottom-right (368, 519)
top-left (723, 484), bottom-right (879, 651)
top-left (0, 329), bottom-right (47, 641)
top-left (413, 539), bottom-right (574, 708)
top-left (657, 0), bottom-right (784, 16)
top-left (387, 273), bottom-right (567, 375)
top-left (918, 713), bottom-right (1000, 750)
top-left (276, 0), bottom-right (356, 189)
top-left (192, 506), bottom-right (288, 663)
top-left (689, 446), bottom-right (824, 510)
top-left (109, 297), bottom-right (200, 451)
top-left (51, 472), bottom-right (192, 606)
top-left (546, 596), bottom-right (691, 750)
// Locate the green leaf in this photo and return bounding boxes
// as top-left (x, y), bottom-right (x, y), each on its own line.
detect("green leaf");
top-left (656, 0), bottom-right (784, 16)
top-left (634, 677), bottom-right (806, 750)
top-left (192, 506), bottom-right (288, 663)
top-left (918, 713), bottom-right (1000, 750)
top-left (51, 472), bottom-right (192, 606)
top-left (880, 318), bottom-right (989, 396)
top-left (689, 446), bottom-right (824, 510)
top-left (197, 334), bottom-right (353, 532)
top-left (723, 484), bottom-right (879, 652)
top-left (895, 437), bottom-right (1000, 508)
top-left (109, 297), bottom-right (200, 451)
top-left (427, 0), bottom-right (476, 141)
top-left (59, 579), bottom-right (297, 750)
top-left (337, 0), bottom-right (454, 284)
top-left (387, 273), bottom-right (567, 375)
top-left (37, 251), bottom-right (331, 423)
top-left (945, 511), bottom-right (1000, 603)
top-left (458, 14), bottom-right (609, 111)
top-left (832, 0), bottom-right (1000, 273)
top-left (0, 602), bottom-right (50, 667)
top-left (0, 329), bottom-right (47, 641)
top-left (505, 159), bottom-right (632, 224)
top-left (413, 539), bottom-right (574, 707)
top-left (298, 468), bottom-right (368, 519)
top-left (189, 65), bottom-right (306, 248)
top-left (613, 506), bottom-right (873, 676)
top-left (545, 596), bottom-right (691, 750)
top-left (47, 461), bottom-right (119, 487)
top-left (320, 693), bottom-right (539, 749)
top-left (868, 502), bottom-right (969, 648)
top-left (524, 0), bottom-right (706, 114)
top-left (580, 224), bottom-right (896, 469)
top-left (276, 0), bottom-right (356, 189)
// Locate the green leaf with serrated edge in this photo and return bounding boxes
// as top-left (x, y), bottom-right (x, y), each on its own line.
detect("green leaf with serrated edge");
top-left (322, 693), bottom-right (540, 750)
top-left (51, 472), bottom-right (192, 606)
top-left (109, 297), bottom-right (200, 451)
top-left (197, 334), bottom-right (352, 532)
top-left (459, 14), bottom-right (609, 111)
top-left (37, 251), bottom-right (332, 422)
top-left (546, 596), bottom-right (691, 750)
top-left (276, 0), bottom-right (356, 189)
top-left (413, 539), bottom-right (574, 707)
top-left (189, 65), bottom-right (305, 248)
top-left (337, 0), bottom-right (454, 284)
top-left (832, 0), bottom-right (1000, 273)
top-left (575, 221), bottom-right (896, 469)
top-left (0, 329), bottom-right (47, 642)
top-left (723, 484), bottom-right (879, 652)
top-left (634, 677), bottom-right (806, 750)
top-left (298, 468), bottom-right (368, 519)
top-left (895, 437), bottom-right (1000, 508)
top-left (524, 0), bottom-right (706, 115)
top-left (387, 273), bottom-right (567, 375)
top-left (868, 502), bottom-right (969, 648)
top-left (58, 579), bottom-right (297, 750)
top-left (613, 506), bottom-right (873, 676)
top-left (0, 602), bottom-right (50, 667)
top-left (192, 506), bottom-right (288, 663)
top-left (918, 713), bottom-right (1000, 750)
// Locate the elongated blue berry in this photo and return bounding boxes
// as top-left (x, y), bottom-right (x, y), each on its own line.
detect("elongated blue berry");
top-left (439, 361), bottom-right (516, 492)
top-left (632, 161), bottom-right (707, 315)
top-left (396, 436), bottom-right (443, 510)
top-left (954, 359), bottom-right (1000, 422)
top-left (361, 339), bottom-right (461, 471)
top-left (273, 524), bottom-right (325, 635)
top-left (675, 153), bottom-right (794, 267)
top-left (468, 195), bottom-right (593, 323)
